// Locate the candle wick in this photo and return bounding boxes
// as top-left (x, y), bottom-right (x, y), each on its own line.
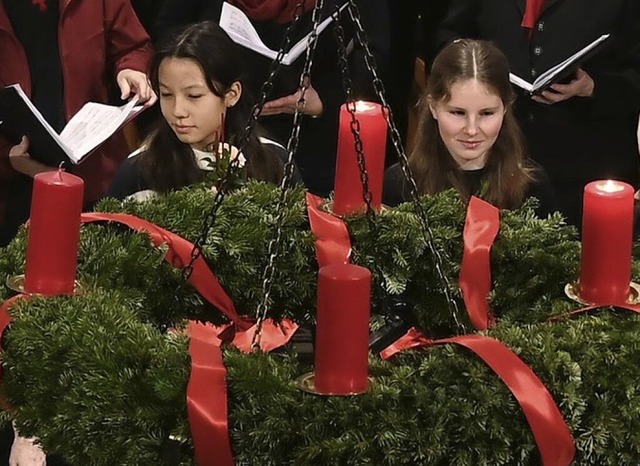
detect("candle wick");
top-left (57, 161), bottom-right (68, 181)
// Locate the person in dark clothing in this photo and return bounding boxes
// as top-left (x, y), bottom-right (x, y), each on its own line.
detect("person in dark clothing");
top-left (0, 0), bottom-right (155, 248)
top-left (153, 0), bottom-right (389, 198)
top-left (433, 0), bottom-right (640, 227)
top-left (383, 39), bottom-right (557, 218)
top-left (384, 0), bottom-right (451, 161)
top-left (106, 21), bottom-right (299, 202)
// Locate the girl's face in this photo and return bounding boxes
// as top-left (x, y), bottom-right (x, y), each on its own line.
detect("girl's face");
top-left (158, 57), bottom-right (240, 151)
top-left (429, 79), bottom-right (505, 170)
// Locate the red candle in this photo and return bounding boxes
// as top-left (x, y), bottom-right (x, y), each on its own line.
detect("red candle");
top-left (314, 263), bottom-right (371, 394)
top-left (579, 180), bottom-right (634, 304)
top-left (24, 169), bottom-right (84, 295)
top-left (333, 101), bottom-right (387, 216)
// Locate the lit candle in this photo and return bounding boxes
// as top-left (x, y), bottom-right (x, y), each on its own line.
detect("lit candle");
top-left (333, 101), bottom-right (387, 216)
top-left (314, 263), bottom-right (371, 394)
top-left (579, 180), bottom-right (634, 304)
top-left (24, 169), bottom-right (84, 295)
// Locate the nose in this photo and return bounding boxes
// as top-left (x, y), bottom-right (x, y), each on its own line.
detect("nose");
top-left (464, 116), bottom-right (479, 136)
top-left (171, 96), bottom-right (188, 119)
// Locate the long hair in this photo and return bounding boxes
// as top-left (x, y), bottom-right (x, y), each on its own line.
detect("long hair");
top-left (139, 21), bottom-right (284, 193)
top-left (409, 39), bottom-right (534, 209)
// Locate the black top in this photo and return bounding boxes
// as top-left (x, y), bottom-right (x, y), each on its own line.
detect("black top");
top-left (106, 139), bottom-right (302, 201)
top-left (4, 0), bottom-right (65, 133)
top-left (382, 163), bottom-right (558, 218)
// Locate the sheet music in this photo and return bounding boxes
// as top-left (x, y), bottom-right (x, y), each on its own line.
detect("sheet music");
top-left (60, 98), bottom-right (142, 163)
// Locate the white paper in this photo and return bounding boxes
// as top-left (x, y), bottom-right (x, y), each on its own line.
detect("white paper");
top-left (6, 84), bottom-right (142, 164)
top-left (8, 84), bottom-right (74, 155)
top-left (220, 2), bottom-right (347, 66)
top-left (60, 98), bottom-right (142, 163)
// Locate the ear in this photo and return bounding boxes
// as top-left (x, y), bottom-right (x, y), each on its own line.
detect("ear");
top-left (427, 96), bottom-right (438, 120)
top-left (225, 81), bottom-right (242, 108)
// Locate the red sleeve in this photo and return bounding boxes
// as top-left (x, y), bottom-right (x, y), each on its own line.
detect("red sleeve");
top-left (105, 0), bottom-right (154, 76)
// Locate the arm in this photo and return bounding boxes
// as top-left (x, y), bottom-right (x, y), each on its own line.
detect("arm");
top-left (104, 0), bottom-right (156, 105)
top-left (532, 2), bottom-right (640, 114)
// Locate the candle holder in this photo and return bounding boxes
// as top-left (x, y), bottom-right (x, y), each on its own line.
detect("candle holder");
top-left (294, 371), bottom-right (374, 396)
top-left (564, 281), bottom-right (640, 306)
top-left (319, 200), bottom-right (388, 218)
top-left (5, 274), bottom-right (86, 296)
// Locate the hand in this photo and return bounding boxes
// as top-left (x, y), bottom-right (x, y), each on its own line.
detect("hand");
top-left (9, 424), bottom-right (46, 466)
top-left (9, 136), bottom-right (53, 178)
top-left (116, 69), bottom-right (157, 106)
top-left (261, 84), bottom-right (323, 117)
top-left (532, 68), bottom-right (595, 105)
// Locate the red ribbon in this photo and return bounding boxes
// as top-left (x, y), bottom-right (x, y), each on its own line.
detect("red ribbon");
top-left (81, 212), bottom-right (250, 329)
top-left (382, 328), bottom-right (575, 466)
top-left (186, 321), bottom-right (234, 466)
top-left (549, 301), bottom-right (640, 323)
top-left (459, 197), bottom-right (500, 330)
top-left (80, 212), bottom-right (300, 465)
top-left (305, 193), bottom-right (351, 267)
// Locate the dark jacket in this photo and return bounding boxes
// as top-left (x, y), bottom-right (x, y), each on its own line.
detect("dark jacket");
top-left (434, 0), bottom-right (640, 225)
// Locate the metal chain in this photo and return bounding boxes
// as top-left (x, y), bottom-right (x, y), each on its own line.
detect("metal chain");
top-left (346, 0), bottom-right (466, 332)
top-left (251, 0), bottom-right (326, 350)
top-left (333, 10), bottom-right (390, 312)
top-left (181, 1), bottom-right (309, 282)
top-left (333, 8), bottom-right (376, 227)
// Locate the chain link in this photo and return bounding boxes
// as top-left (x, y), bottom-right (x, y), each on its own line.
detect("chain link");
top-left (345, 0), bottom-right (466, 332)
top-left (251, 0), bottom-right (326, 350)
top-left (181, 1), bottom-right (309, 282)
top-left (333, 13), bottom-right (391, 315)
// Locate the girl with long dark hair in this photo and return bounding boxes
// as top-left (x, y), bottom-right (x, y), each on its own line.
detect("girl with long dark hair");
top-left (107, 21), bottom-right (294, 201)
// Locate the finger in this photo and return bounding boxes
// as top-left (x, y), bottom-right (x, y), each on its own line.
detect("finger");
top-left (259, 107), bottom-right (282, 116)
top-left (118, 77), bottom-right (131, 100)
top-left (531, 95), bottom-right (553, 105)
top-left (145, 89), bottom-right (158, 107)
top-left (547, 82), bottom-right (574, 94)
top-left (264, 97), bottom-right (289, 108)
top-left (539, 90), bottom-right (567, 103)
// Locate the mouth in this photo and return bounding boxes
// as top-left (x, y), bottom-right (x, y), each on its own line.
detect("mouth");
top-left (459, 140), bottom-right (482, 149)
top-left (173, 124), bottom-right (194, 134)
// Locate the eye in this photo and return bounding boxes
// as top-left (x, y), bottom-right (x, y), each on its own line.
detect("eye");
top-left (481, 110), bottom-right (496, 116)
top-left (160, 92), bottom-right (172, 98)
top-left (188, 94), bottom-right (204, 100)
top-left (449, 110), bottom-right (465, 116)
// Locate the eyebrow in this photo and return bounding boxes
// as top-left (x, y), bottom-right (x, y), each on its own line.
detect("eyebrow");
top-left (446, 104), bottom-right (501, 111)
top-left (158, 83), bottom-right (206, 90)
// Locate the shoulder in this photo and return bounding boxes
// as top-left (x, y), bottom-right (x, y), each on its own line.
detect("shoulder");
top-left (104, 149), bottom-right (148, 200)
top-left (259, 136), bottom-right (286, 153)
top-left (526, 164), bottom-right (559, 218)
top-left (258, 136), bottom-right (289, 164)
top-left (383, 163), bottom-right (410, 207)
top-left (257, 136), bottom-right (305, 186)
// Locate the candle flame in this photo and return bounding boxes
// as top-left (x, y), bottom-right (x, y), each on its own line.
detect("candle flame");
top-left (355, 101), bottom-right (376, 113)
top-left (596, 180), bottom-right (625, 193)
